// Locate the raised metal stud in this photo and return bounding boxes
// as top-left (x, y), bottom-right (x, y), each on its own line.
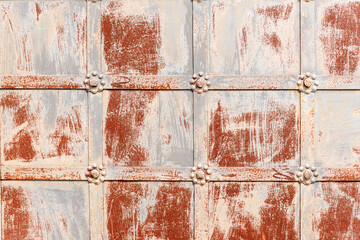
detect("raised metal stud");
top-left (190, 164), bottom-right (211, 186)
top-left (86, 164), bottom-right (106, 185)
top-left (190, 72), bottom-right (211, 94)
top-left (84, 72), bottom-right (106, 94)
top-left (296, 165), bottom-right (319, 185)
top-left (297, 73), bottom-right (318, 94)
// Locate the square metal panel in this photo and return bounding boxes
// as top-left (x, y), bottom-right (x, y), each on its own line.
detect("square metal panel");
top-left (0, 90), bottom-right (88, 166)
top-left (209, 182), bottom-right (300, 239)
top-left (208, 0), bottom-right (300, 75)
top-left (207, 91), bottom-right (300, 167)
top-left (100, 0), bottom-right (192, 76)
top-left (103, 90), bottom-right (193, 167)
top-left (105, 181), bottom-right (194, 240)
top-left (1, 181), bottom-right (89, 240)
top-left (0, 1), bottom-right (87, 76)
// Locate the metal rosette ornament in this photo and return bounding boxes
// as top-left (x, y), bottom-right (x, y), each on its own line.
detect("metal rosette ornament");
top-left (84, 71), bottom-right (106, 94)
top-left (297, 72), bottom-right (319, 94)
top-left (86, 163), bottom-right (106, 185)
top-left (296, 164), bottom-right (319, 185)
top-left (190, 72), bottom-right (211, 94)
top-left (190, 164), bottom-right (212, 185)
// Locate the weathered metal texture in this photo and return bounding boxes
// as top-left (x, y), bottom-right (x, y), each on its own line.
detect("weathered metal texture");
top-left (302, 182), bottom-right (360, 239)
top-left (104, 181), bottom-right (194, 239)
top-left (207, 91), bottom-right (300, 168)
top-left (209, 182), bottom-right (300, 239)
top-left (100, 0), bottom-right (192, 89)
top-left (0, 1), bottom-right (86, 88)
top-left (0, 90), bottom-right (88, 166)
top-left (1, 181), bottom-right (89, 239)
top-left (103, 90), bottom-right (193, 167)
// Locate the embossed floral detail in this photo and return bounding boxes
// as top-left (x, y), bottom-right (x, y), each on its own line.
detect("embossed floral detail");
top-left (86, 163), bottom-right (106, 185)
top-left (190, 164), bottom-right (211, 185)
top-left (190, 72), bottom-right (211, 94)
top-left (84, 71), bottom-right (106, 94)
top-left (296, 165), bottom-right (319, 185)
top-left (297, 72), bottom-right (319, 94)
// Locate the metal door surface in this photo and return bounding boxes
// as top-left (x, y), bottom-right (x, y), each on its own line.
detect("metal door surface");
top-left (0, 0), bottom-right (359, 239)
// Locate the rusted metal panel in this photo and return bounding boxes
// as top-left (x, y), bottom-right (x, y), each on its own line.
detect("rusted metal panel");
top-left (105, 181), bottom-right (194, 240)
top-left (0, 90), bottom-right (88, 166)
top-left (1, 181), bottom-right (89, 239)
top-left (100, 0), bottom-right (192, 89)
top-left (103, 90), bottom-right (193, 168)
top-left (207, 91), bottom-right (300, 168)
top-left (209, 182), bottom-right (300, 239)
top-left (302, 182), bottom-right (360, 239)
top-left (0, 1), bottom-right (86, 77)
top-left (208, 0), bottom-right (300, 76)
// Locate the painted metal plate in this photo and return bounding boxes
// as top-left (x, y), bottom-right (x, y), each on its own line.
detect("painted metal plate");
top-left (0, 90), bottom-right (88, 166)
top-left (103, 90), bottom-right (193, 168)
top-left (209, 182), bottom-right (300, 239)
top-left (1, 181), bottom-right (89, 239)
top-left (105, 181), bottom-right (194, 240)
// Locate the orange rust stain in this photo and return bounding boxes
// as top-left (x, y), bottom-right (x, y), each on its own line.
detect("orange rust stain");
top-left (317, 183), bottom-right (360, 239)
top-left (35, 3), bottom-right (42, 21)
top-left (208, 100), bottom-right (298, 167)
top-left (263, 32), bottom-right (282, 52)
top-left (106, 182), bottom-right (193, 240)
top-left (2, 185), bottom-right (38, 239)
top-left (101, 2), bottom-right (164, 75)
top-left (320, 2), bottom-right (360, 75)
top-left (105, 91), bottom-right (158, 166)
top-left (210, 183), bottom-right (298, 240)
top-left (257, 3), bottom-right (293, 24)
top-left (48, 106), bottom-right (83, 157)
top-left (1, 76), bottom-right (81, 88)
top-left (0, 93), bottom-right (38, 162)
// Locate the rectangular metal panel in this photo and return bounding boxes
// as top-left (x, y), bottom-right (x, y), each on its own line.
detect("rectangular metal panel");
top-left (209, 182), bottom-right (300, 239)
top-left (0, 1), bottom-right (86, 76)
top-left (1, 181), bottom-right (89, 240)
top-left (208, 0), bottom-right (300, 76)
top-left (104, 181), bottom-right (194, 240)
top-left (207, 91), bottom-right (300, 168)
top-left (0, 90), bottom-right (88, 166)
top-left (103, 90), bottom-right (193, 168)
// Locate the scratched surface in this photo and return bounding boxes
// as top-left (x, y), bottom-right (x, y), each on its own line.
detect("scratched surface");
top-left (100, 0), bottom-right (192, 77)
top-left (105, 181), bottom-right (194, 240)
top-left (316, 0), bottom-right (360, 76)
top-left (103, 90), bottom-right (193, 167)
top-left (208, 0), bottom-right (300, 75)
top-left (313, 91), bottom-right (360, 167)
top-left (0, 90), bottom-right (88, 166)
top-left (306, 182), bottom-right (360, 239)
top-left (209, 182), bottom-right (300, 240)
top-left (207, 91), bottom-right (300, 167)
top-left (1, 181), bottom-right (89, 240)
top-left (0, 1), bottom-right (86, 76)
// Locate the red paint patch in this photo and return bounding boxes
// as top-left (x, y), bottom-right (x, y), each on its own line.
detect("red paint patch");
top-left (105, 91), bottom-right (157, 166)
top-left (35, 3), bottom-right (42, 21)
top-left (257, 3), bottom-right (293, 24)
top-left (106, 182), bottom-right (193, 240)
top-left (317, 183), bottom-right (360, 239)
top-left (0, 92), bottom-right (38, 162)
top-left (263, 33), bottom-right (282, 52)
top-left (101, 1), bottom-right (164, 75)
top-left (2, 185), bottom-right (39, 239)
top-left (320, 2), bottom-right (360, 75)
top-left (208, 99), bottom-right (298, 167)
top-left (210, 183), bottom-right (298, 239)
